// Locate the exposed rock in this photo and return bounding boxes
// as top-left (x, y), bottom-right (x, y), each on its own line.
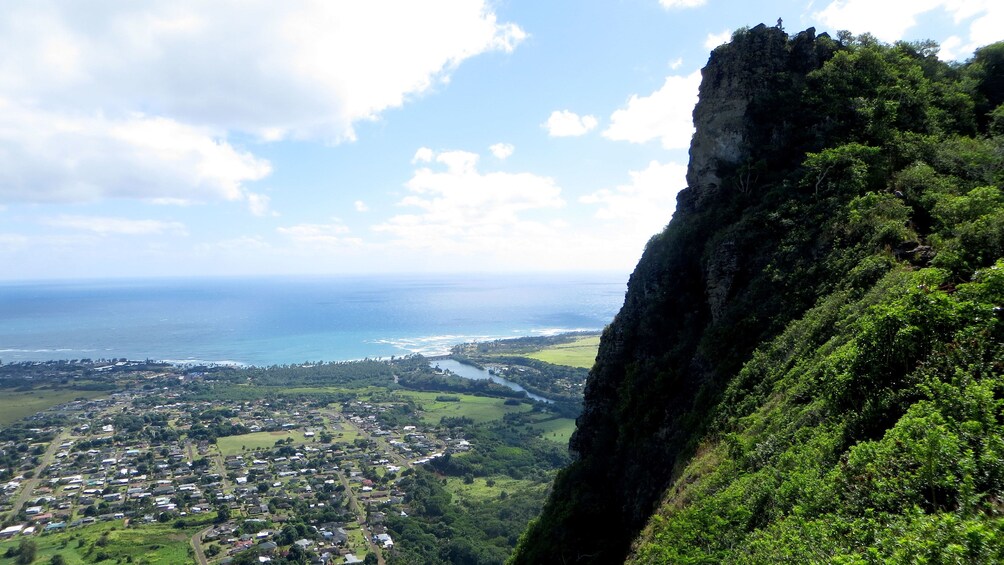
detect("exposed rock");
top-left (512, 25), bottom-right (839, 565)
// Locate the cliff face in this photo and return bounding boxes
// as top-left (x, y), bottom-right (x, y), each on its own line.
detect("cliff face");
top-left (514, 25), bottom-right (838, 563)
top-left (514, 25), bottom-right (1004, 564)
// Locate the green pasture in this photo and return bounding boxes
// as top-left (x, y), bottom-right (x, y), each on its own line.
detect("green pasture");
top-left (282, 385), bottom-right (385, 396)
top-left (0, 517), bottom-right (209, 564)
top-left (528, 417), bottom-right (577, 444)
top-left (216, 430), bottom-right (311, 456)
top-left (445, 476), bottom-right (547, 504)
top-left (0, 388), bottom-right (106, 427)
top-left (525, 335), bottom-right (600, 369)
top-left (217, 428), bottom-right (361, 456)
top-left (395, 391), bottom-right (532, 424)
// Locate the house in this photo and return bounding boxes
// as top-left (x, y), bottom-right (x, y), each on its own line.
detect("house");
top-left (375, 533), bottom-right (393, 548)
top-left (30, 513), bottom-right (54, 523)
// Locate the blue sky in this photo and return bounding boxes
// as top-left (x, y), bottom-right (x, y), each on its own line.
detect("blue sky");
top-left (0, 0), bottom-right (999, 280)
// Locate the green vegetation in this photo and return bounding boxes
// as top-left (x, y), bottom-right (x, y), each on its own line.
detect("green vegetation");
top-left (0, 346), bottom-right (577, 564)
top-left (216, 430), bottom-right (321, 456)
top-left (449, 334), bottom-right (596, 416)
top-left (451, 332), bottom-right (600, 358)
top-left (445, 476), bottom-right (545, 504)
top-left (0, 518), bottom-right (211, 564)
top-left (0, 389), bottom-right (106, 427)
top-left (395, 391), bottom-right (532, 425)
top-left (525, 417), bottom-right (576, 445)
top-left (386, 469), bottom-right (550, 565)
top-left (525, 335), bottom-right (600, 369)
top-left (430, 413), bottom-right (571, 479)
top-left (515, 26), bottom-right (1004, 564)
top-left (630, 263), bottom-right (1004, 562)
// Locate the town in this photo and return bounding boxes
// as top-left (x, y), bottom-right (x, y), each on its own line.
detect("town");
top-left (0, 336), bottom-right (595, 564)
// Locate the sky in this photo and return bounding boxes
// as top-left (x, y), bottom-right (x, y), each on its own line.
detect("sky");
top-left (0, 0), bottom-right (1000, 281)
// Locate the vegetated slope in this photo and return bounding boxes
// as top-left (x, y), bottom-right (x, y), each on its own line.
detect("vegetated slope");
top-left (513, 24), bottom-right (1004, 564)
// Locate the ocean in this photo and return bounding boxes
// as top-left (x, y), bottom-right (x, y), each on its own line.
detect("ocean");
top-left (0, 273), bottom-right (626, 366)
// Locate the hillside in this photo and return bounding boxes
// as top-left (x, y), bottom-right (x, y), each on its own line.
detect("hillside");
top-left (513, 24), bottom-right (1004, 563)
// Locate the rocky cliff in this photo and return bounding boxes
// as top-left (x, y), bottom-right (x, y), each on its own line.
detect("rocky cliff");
top-left (513, 24), bottom-right (1004, 564)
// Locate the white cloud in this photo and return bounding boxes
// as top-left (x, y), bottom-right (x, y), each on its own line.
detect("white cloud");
top-left (373, 148), bottom-right (564, 254)
top-left (0, 2), bottom-right (524, 205)
top-left (669, 57), bottom-right (684, 70)
top-left (434, 150), bottom-right (480, 175)
top-left (939, 35), bottom-right (967, 60)
top-left (246, 192), bottom-right (273, 217)
top-left (412, 147), bottom-right (435, 164)
top-left (43, 215), bottom-right (188, 236)
top-left (543, 110), bottom-right (599, 137)
top-left (660, 0), bottom-right (707, 7)
top-left (0, 2), bottom-right (525, 142)
top-left (704, 29), bottom-right (732, 50)
top-left (814, 0), bottom-right (941, 42)
top-left (603, 70), bottom-right (701, 150)
top-left (581, 161), bottom-right (686, 233)
top-left (967, 3), bottom-right (1004, 46)
top-left (277, 223), bottom-right (361, 246)
top-left (813, 0), bottom-right (1002, 51)
top-left (936, 2), bottom-right (1004, 59)
top-left (489, 142), bottom-right (515, 160)
top-left (354, 200), bottom-right (369, 212)
top-left (0, 101), bottom-right (271, 206)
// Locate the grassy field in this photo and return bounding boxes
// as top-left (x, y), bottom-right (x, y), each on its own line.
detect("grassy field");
top-left (528, 417), bottom-right (577, 444)
top-left (344, 524), bottom-right (372, 561)
top-left (445, 476), bottom-right (548, 504)
top-left (217, 430), bottom-right (315, 456)
top-left (525, 335), bottom-right (601, 369)
top-left (0, 388), bottom-right (106, 427)
top-left (282, 385), bottom-right (387, 396)
top-left (395, 391), bottom-right (532, 425)
top-left (0, 517), bottom-right (208, 564)
top-left (325, 427), bottom-right (361, 445)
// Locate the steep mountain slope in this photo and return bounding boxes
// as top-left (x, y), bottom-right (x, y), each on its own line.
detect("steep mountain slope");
top-left (513, 24), bottom-right (1004, 563)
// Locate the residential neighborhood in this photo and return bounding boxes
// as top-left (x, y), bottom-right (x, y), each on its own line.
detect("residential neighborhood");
top-left (0, 361), bottom-right (539, 564)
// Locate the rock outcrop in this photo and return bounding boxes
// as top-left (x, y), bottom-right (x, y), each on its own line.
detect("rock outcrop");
top-left (512, 24), bottom-right (838, 564)
top-left (513, 23), bottom-right (1004, 564)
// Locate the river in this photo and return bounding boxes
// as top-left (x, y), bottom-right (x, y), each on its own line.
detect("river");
top-left (431, 358), bottom-right (551, 403)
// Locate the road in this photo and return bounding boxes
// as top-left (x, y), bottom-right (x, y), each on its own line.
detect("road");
top-left (191, 526), bottom-right (213, 565)
top-left (336, 468), bottom-right (386, 565)
top-left (5, 428), bottom-right (71, 522)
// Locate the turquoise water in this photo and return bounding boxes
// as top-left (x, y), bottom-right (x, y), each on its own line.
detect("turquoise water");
top-left (0, 273), bottom-right (625, 366)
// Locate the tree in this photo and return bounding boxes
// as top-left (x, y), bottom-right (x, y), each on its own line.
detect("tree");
top-left (364, 553), bottom-right (379, 565)
top-left (50, 554), bottom-right (68, 565)
top-left (16, 539), bottom-right (36, 565)
top-left (215, 504), bottom-right (231, 523)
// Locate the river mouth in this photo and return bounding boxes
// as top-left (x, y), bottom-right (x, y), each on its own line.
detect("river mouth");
top-left (430, 358), bottom-right (552, 403)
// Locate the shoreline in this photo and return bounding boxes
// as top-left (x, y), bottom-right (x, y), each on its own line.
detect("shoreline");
top-left (1, 331), bottom-right (600, 370)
